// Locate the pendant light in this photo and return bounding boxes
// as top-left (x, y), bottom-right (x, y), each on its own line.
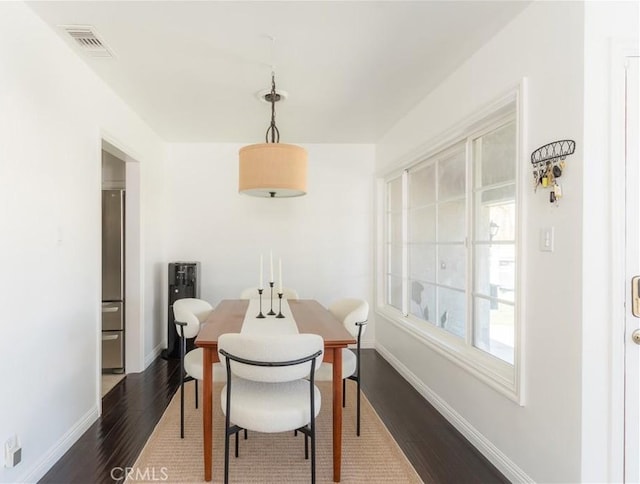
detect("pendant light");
top-left (238, 67), bottom-right (307, 198)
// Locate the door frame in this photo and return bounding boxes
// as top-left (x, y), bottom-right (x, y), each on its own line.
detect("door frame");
top-left (99, 134), bottom-right (144, 407)
top-left (610, 41), bottom-right (639, 482)
top-left (623, 55), bottom-right (640, 483)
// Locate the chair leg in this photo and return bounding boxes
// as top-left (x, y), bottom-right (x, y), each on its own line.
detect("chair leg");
top-left (180, 378), bottom-right (185, 439)
top-left (304, 431), bottom-right (309, 460)
top-left (356, 375), bottom-right (361, 437)
top-left (235, 431), bottom-right (239, 458)
top-left (311, 422), bottom-right (316, 484)
top-left (342, 378), bottom-right (346, 407)
top-left (224, 425), bottom-right (230, 484)
top-left (179, 333), bottom-right (186, 438)
top-left (355, 342), bottom-right (362, 437)
top-left (195, 379), bottom-right (199, 409)
top-left (244, 428), bottom-right (247, 440)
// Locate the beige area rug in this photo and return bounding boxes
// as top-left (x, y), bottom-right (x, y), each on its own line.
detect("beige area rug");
top-left (128, 381), bottom-right (423, 483)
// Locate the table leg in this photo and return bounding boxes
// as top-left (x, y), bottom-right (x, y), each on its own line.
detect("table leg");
top-left (332, 347), bottom-right (343, 482)
top-left (203, 347), bottom-right (213, 481)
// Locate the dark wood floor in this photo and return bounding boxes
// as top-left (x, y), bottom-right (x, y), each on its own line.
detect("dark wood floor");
top-left (40, 359), bottom-right (182, 484)
top-left (359, 351), bottom-right (507, 483)
top-left (40, 350), bottom-right (507, 484)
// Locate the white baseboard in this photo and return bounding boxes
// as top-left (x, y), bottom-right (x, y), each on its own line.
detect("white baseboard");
top-left (361, 337), bottom-right (375, 349)
top-left (375, 343), bottom-right (532, 484)
top-left (144, 343), bottom-right (164, 370)
top-left (21, 406), bottom-right (99, 483)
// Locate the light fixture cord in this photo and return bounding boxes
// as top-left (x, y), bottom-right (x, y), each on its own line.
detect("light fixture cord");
top-left (265, 71), bottom-right (280, 144)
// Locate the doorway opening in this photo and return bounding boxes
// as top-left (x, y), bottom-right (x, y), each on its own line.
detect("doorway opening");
top-left (100, 139), bottom-right (142, 402)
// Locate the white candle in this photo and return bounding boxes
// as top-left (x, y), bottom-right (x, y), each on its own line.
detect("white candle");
top-left (270, 250), bottom-right (274, 283)
top-left (278, 258), bottom-right (283, 293)
top-left (259, 254), bottom-right (263, 290)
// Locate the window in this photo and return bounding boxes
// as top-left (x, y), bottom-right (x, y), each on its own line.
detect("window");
top-left (472, 122), bottom-right (517, 363)
top-left (381, 92), bottom-right (522, 400)
top-left (406, 142), bottom-right (467, 340)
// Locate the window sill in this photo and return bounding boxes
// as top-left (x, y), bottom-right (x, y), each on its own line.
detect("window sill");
top-left (376, 305), bottom-right (523, 405)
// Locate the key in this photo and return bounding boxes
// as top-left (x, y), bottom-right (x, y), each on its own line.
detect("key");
top-left (554, 183), bottom-right (563, 198)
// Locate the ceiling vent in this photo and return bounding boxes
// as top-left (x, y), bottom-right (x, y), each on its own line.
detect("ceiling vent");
top-left (59, 25), bottom-right (114, 58)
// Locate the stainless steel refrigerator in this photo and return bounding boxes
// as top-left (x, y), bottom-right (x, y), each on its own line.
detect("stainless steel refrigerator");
top-left (102, 189), bottom-right (125, 372)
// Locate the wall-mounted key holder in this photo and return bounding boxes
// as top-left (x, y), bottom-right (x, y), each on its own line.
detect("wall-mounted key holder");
top-left (530, 139), bottom-right (575, 206)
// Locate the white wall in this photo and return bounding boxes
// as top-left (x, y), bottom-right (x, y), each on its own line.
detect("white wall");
top-left (0, 3), bottom-right (167, 482)
top-left (164, 143), bottom-right (375, 344)
top-left (375, 2), bottom-right (586, 482)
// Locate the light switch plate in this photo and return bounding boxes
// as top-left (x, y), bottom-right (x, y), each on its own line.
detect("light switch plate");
top-left (540, 227), bottom-right (554, 252)
top-left (4, 435), bottom-right (21, 468)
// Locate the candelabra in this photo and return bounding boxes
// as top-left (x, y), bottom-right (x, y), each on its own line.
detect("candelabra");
top-left (256, 288), bottom-right (265, 318)
top-left (267, 282), bottom-right (276, 315)
top-left (276, 292), bottom-right (284, 318)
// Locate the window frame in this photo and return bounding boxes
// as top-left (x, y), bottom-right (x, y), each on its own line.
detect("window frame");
top-left (376, 82), bottom-right (526, 403)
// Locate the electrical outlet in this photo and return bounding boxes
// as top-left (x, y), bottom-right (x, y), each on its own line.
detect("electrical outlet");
top-left (4, 435), bottom-right (21, 468)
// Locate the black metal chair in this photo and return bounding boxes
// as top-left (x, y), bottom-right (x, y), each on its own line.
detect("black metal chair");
top-left (173, 297), bottom-right (225, 438)
top-left (315, 298), bottom-right (369, 436)
top-left (218, 333), bottom-right (324, 484)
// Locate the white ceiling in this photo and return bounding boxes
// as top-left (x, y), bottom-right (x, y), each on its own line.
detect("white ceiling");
top-left (26, 1), bottom-right (529, 143)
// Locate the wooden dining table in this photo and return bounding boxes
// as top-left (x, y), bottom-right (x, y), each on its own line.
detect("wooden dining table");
top-left (195, 298), bottom-right (356, 482)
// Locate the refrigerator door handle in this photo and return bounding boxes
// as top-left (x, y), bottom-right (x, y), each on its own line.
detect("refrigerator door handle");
top-left (101, 301), bottom-right (124, 331)
top-left (102, 334), bottom-right (118, 341)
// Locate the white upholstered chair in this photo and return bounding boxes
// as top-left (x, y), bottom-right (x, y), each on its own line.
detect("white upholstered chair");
top-left (240, 287), bottom-right (299, 299)
top-left (173, 298), bottom-right (225, 438)
top-left (315, 298), bottom-right (369, 436)
top-left (218, 333), bottom-right (324, 484)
